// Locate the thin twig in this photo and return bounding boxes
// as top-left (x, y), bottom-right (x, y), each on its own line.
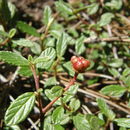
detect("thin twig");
top-left (42, 73), bottom-right (78, 114)
top-left (84, 36), bottom-right (130, 43)
top-left (78, 88), bottom-right (130, 115)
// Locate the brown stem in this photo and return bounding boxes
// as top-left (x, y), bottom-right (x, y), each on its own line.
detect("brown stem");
top-left (0, 38), bottom-right (10, 47)
top-left (30, 64), bottom-right (43, 116)
top-left (42, 73), bottom-right (78, 113)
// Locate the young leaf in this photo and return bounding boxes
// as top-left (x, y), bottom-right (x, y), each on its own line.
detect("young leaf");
top-left (98, 13), bottom-right (114, 27)
top-left (73, 113), bottom-right (91, 130)
top-left (97, 98), bottom-right (116, 121)
top-left (51, 86), bottom-right (63, 97)
top-left (114, 118), bottom-right (130, 128)
top-left (9, 28), bottom-right (16, 38)
top-left (123, 75), bottom-right (130, 87)
top-left (42, 6), bottom-right (53, 26)
top-left (36, 47), bottom-right (56, 70)
top-left (75, 35), bottom-right (86, 55)
top-left (69, 98), bottom-right (80, 112)
top-left (86, 114), bottom-right (104, 129)
top-left (44, 77), bottom-right (58, 87)
top-left (0, 51), bottom-right (29, 66)
top-left (34, 56), bottom-right (50, 64)
top-left (55, 1), bottom-right (72, 17)
top-left (100, 85), bottom-right (126, 98)
top-left (17, 21), bottom-right (40, 37)
top-left (108, 58), bottom-right (123, 68)
top-left (4, 92), bottom-right (36, 125)
top-left (105, 0), bottom-right (122, 10)
top-left (12, 39), bottom-right (35, 47)
top-left (18, 66), bottom-right (32, 77)
top-left (44, 116), bottom-right (54, 130)
top-left (87, 3), bottom-right (99, 15)
top-left (63, 85), bottom-right (79, 103)
top-left (56, 33), bottom-right (69, 58)
top-left (122, 68), bottom-right (130, 77)
top-left (108, 68), bottom-right (120, 78)
top-left (54, 124), bottom-right (64, 130)
top-left (52, 106), bottom-right (64, 124)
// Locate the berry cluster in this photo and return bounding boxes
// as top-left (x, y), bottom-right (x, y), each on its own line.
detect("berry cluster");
top-left (71, 56), bottom-right (90, 73)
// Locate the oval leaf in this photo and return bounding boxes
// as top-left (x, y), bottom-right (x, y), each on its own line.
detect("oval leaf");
top-left (100, 85), bottom-right (126, 98)
top-left (17, 21), bottom-right (40, 37)
top-left (0, 51), bottom-right (29, 66)
top-left (114, 118), bottom-right (130, 128)
top-left (5, 92), bottom-right (36, 125)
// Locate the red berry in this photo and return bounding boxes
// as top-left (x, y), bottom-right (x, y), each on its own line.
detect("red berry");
top-left (71, 56), bottom-right (90, 73)
top-left (71, 56), bottom-right (78, 64)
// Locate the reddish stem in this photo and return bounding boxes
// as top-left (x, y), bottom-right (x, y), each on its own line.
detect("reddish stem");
top-left (42, 73), bottom-right (78, 113)
top-left (30, 64), bottom-right (43, 115)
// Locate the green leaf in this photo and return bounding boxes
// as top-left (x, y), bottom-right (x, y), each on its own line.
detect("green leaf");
top-left (12, 39), bottom-right (35, 47)
top-left (18, 66), bottom-right (32, 77)
top-left (44, 116), bottom-right (65, 130)
top-left (8, 2), bottom-right (16, 19)
top-left (0, 30), bottom-right (9, 37)
top-left (51, 86), bottom-right (63, 97)
top-left (42, 6), bottom-right (53, 26)
top-left (17, 21), bottom-right (40, 37)
top-left (86, 114), bottom-right (104, 129)
top-left (108, 68), bottom-right (120, 78)
top-left (114, 118), bottom-right (130, 128)
top-left (73, 113), bottom-right (91, 130)
top-left (44, 116), bottom-right (53, 130)
top-left (87, 3), bottom-right (99, 15)
top-left (8, 125), bottom-right (21, 130)
top-left (75, 35), bottom-right (86, 55)
top-left (55, 1), bottom-right (72, 17)
top-left (34, 56), bottom-right (50, 64)
top-left (105, 0), bottom-right (122, 10)
top-left (69, 98), bottom-right (80, 111)
top-left (97, 98), bottom-right (116, 120)
top-left (45, 86), bottom-right (63, 105)
top-left (37, 47), bottom-right (56, 70)
top-left (52, 106), bottom-right (64, 124)
top-left (44, 77), bottom-right (58, 87)
top-left (119, 127), bottom-right (127, 130)
top-left (100, 85), bottom-right (126, 98)
top-left (4, 92), bottom-right (36, 125)
top-left (9, 28), bottom-right (16, 38)
top-left (98, 13), bottom-right (114, 27)
top-left (0, 0), bottom-right (11, 22)
top-left (56, 33), bottom-right (69, 57)
top-left (0, 51), bottom-right (29, 66)
top-left (30, 42), bottom-right (41, 55)
top-left (122, 68), bottom-right (130, 77)
top-left (108, 58), bottom-right (123, 68)
top-left (63, 85), bottom-right (79, 104)
top-left (124, 75), bottom-right (130, 87)
top-left (54, 124), bottom-right (64, 130)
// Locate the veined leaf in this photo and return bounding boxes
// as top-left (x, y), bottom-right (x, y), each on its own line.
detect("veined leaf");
top-left (42, 6), bottom-right (53, 26)
top-left (73, 113), bottom-right (91, 130)
top-left (52, 106), bottom-right (64, 124)
top-left (0, 51), bottom-right (29, 66)
top-left (97, 98), bottom-right (115, 121)
top-left (56, 33), bottom-right (69, 57)
top-left (36, 47), bottom-right (56, 70)
top-left (75, 35), bottom-right (86, 55)
top-left (100, 85), bottom-right (126, 98)
top-left (12, 39), bottom-right (35, 47)
top-left (17, 21), bottom-right (40, 37)
top-left (114, 118), bottom-right (130, 128)
top-left (98, 13), bottom-right (114, 27)
top-left (4, 92), bottom-right (36, 125)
